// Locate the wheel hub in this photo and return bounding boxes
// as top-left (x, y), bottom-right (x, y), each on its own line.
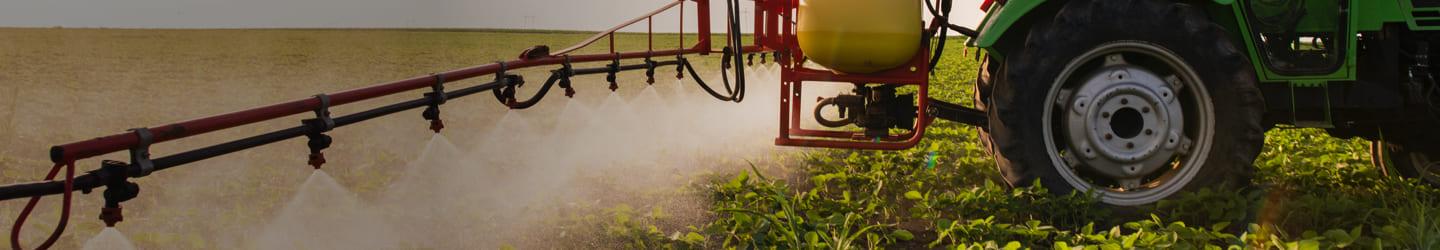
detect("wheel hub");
top-left (1061, 54), bottom-right (1187, 187)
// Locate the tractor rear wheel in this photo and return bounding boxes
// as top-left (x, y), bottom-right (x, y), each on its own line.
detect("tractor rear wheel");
top-left (983, 0), bottom-right (1266, 206)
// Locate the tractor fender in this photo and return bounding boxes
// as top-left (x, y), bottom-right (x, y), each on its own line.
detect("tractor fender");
top-left (974, 0), bottom-right (1235, 49)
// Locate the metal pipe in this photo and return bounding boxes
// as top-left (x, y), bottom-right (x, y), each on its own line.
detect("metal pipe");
top-left (47, 0), bottom-right (714, 166)
top-left (48, 47), bottom-right (707, 165)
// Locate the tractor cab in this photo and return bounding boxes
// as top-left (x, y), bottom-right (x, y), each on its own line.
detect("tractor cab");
top-left (1242, 0), bottom-right (1349, 75)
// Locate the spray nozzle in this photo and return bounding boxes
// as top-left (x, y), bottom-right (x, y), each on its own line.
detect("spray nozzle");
top-left (98, 160), bottom-right (139, 227)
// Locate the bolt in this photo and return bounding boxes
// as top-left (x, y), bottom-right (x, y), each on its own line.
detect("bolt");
top-left (1142, 107), bottom-right (1151, 113)
top-left (1109, 70), bottom-right (1129, 80)
top-left (1106, 54), bottom-right (1126, 65)
top-left (1064, 153), bottom-right (1082, 167)
top-left (1165, 75), bottom-right (1184, 90)
top-left (1126, 142), bottom-right (1135, 149)
top-left (1102, 112), bottom-right (1111, 118)
top-left (1178, 136), bottom-right (1194, 154)
top-left (1121, 98), bottom-right (1129, 105)
top-left (1105, 134), bottom-right (1114, 140)
top-left (1145, 129), bottom-right (1153, 136)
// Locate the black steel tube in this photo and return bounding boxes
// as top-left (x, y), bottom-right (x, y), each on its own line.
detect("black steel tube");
top-left (572, 62), bottom-right (674, 76)
top-left (0, 80), bottom-right (508, 202)
top-left (0, 175), bottom-right (102, 201)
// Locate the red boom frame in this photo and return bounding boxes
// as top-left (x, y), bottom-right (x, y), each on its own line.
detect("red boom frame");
top-left (48, 1), bottom-right (719, 165)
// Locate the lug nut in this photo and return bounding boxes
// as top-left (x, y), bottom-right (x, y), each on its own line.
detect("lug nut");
top-left (1126, 142), bottom-right (1135, 149)
top-left (1145, 129), bottom-right (1153, 136)
top-left (1102, 112), bottom-right (1111, 118)
top-left (1142, 107), bottom-right (1150, 113)
top-left (1105, 134), bottom-right (1114, 140)
top-left (1120, 98), bottom-right (1129, 105)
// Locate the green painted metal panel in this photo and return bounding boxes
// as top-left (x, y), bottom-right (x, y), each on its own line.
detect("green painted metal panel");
top-left (1400, 0), bottom-right (1440, 31)
top-left (1358, 0), bottom-right (1407, 31)
top-left (976, 0), bottom-right (1247, 49)
top-left (1230, 0), bottom-right (1356, 83)
top-left (973, 0), bottom-right (1045, 49)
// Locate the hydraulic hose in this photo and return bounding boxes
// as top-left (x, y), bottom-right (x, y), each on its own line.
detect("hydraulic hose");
top-left (724, 0), bottom-right (747, 102)
top-left (814, 98), bottom-right (858, 128)
top-left (926, 0), bottom-right (954, 72)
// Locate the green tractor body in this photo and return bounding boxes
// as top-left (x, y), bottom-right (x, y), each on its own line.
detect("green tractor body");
top-left (965, 0), bottom-right (1440, 206)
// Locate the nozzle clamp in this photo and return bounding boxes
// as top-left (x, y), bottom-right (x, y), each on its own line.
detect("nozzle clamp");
top-left (493, 61), bottom-right (522, 105)
top-left (607, 53), bottom-right (621, 91)
top-left (560, 56), bottom-right (576, 97)
top-left (302, 94), bottom-right (334, 169)
top-left (644, 52), bottom-right (657, 84)
top-left (423, 74), bottom-right (447, 133)
top-left (126, 128), bottom-right (155, 177)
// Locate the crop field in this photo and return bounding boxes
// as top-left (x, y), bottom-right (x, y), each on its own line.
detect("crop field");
top-left (1, 28), bottom-right (1438, 249)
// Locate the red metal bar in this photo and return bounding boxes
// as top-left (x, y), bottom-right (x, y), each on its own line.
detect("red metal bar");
top-left (697, 1), bottom-right (711, 55)
top-left (648, 17), bottom-right (654, 52)
top-left (680, 1), bottom-right (685, 52)
top-left (50, 0), bottom-right (714, 164)
top-left (764, 0), bottom-right (782, 49)
top-left (754, 0), bottom-right (764, 47)
top-left (551, 0), bottom-right (684, 56)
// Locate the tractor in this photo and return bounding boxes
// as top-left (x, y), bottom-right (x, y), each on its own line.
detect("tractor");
top-left (959, 0), bottom-right (1440, 206)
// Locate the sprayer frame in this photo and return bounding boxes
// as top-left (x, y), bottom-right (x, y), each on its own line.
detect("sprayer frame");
top-left (755, 0), bottom-right (939, 150)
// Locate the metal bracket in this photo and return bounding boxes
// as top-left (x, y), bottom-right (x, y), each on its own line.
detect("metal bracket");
top-left (126, 128), bottom-right (155, 177)
top-left (493, 61), bottom-right (518, 104)
top-left (608, 53), bottom-right (621, 91)
top-left (304, 94), bottom-right (335, 132)
top-left (644, 52), bottom-right (657, 84)
top-left (302, 94), bottom-right (334, 168)
top-left (721, 46), bottom-right (734, 70)
top-left (675, 55), bottom-right (686, 79)
top-left (427, 74), bottom-right (448, 106)
top-left (560, 56), bottom-right (576, 97)
top-left (423, 74), bottom-right (447, 133)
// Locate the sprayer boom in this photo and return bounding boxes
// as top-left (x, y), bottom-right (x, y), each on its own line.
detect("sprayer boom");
top-left (0, 0), bottom-right (990, 248)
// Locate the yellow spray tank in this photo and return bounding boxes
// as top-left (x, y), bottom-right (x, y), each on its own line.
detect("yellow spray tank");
top-left (798, 0), bottom-right (922, 74)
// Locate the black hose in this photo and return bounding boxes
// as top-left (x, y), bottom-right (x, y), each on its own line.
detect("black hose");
top-left (725, 0), bottom-right (747, 103)
top-left (814, 99), bottom-right (856, 128)
top-left (505, 72), bottom-right (563, 109)
top-left (927, 0), bottom-right (954, 72)
top-left (681, 58), bottom-right (740, 102)
top-left (688, 0), bottom-right (748, 103)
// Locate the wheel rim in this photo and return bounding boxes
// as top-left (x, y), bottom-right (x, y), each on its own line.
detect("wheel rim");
top-left (1041, 41), bottom-right (1215, 206)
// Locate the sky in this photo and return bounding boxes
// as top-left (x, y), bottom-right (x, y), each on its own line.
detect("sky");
top-left (0, 0), bottom-right (986, 32)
